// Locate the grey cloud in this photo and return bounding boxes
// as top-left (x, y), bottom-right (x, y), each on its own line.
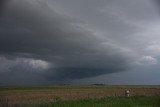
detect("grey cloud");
top-left (0, 0), bottom-right (7, 9)
top-left (51, 0), bottom-right (160, 54)
top-left (1, 0), bottom-right (160, 85)
top-left (0, 0), bottom-right (132, 84)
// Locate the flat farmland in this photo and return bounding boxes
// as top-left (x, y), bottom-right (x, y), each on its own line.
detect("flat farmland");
top-left (0, 85), bottom-right (160, 106)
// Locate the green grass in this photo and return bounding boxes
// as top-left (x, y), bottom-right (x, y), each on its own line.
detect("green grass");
top-left (30, 96), bottom-right (160, 107)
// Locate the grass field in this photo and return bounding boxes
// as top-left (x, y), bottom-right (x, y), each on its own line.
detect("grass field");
top-left (0, 85), bottom-right (160, 107)
top-left (34, 96), bottom-right (160, 107)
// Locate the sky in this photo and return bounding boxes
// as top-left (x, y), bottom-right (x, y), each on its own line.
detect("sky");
top-left (0, 0), bottom-right (160, 86)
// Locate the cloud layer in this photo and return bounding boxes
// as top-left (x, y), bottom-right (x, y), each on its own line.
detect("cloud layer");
top-left (0, 0), bottom-right (132, 83)
top-left (0, 0), bottom-right (160, 85)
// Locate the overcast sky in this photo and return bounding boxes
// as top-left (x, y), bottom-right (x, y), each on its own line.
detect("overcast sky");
top-left (0, 0), bottom-right (160, 86)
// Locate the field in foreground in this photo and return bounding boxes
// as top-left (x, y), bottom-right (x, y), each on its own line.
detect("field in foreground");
top-left (34, 96), bottom-right (160, 107)
top-left (0, 85), bottom-right (160, 107)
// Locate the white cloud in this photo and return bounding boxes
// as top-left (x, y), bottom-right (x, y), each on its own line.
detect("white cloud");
top-left (28, 59), bottom-right (50, 70)
top-left (146, 44), bottom-right (160, 55)
top-left (138, 56), bottom-right (158, 65)
top-left (0, 56), bottom-right (51, 73)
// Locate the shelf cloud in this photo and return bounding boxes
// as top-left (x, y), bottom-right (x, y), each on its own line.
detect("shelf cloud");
top-left (0, 0), bottom-right (160, 85)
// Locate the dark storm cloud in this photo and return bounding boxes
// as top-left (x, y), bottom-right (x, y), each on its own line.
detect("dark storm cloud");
top-left (154, 0), bottom-right (160, 12)
top-left (0, 0), bottom-right (9, 13)
top-left (46, 65), bottom-right (128, 80)
top-left (0, 0), bottom-right (132, 83)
